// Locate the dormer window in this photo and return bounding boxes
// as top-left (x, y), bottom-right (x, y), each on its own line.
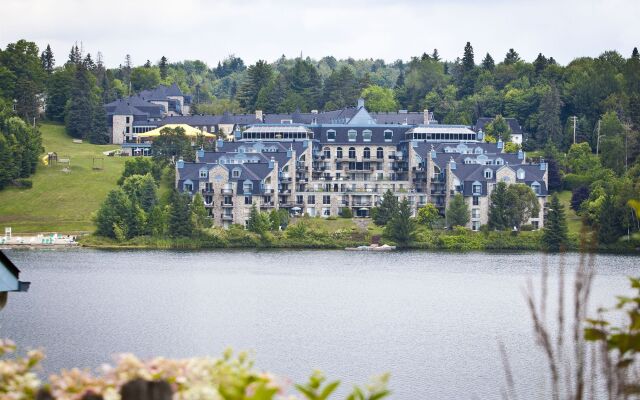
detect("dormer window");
top-left (531, 182), bottom-right (541, 195)
top-left (348, 129), bottom-right (357, 142)
top-left (464, 157), bottom-right (473, 164)
top-left (475, 147), bottom-right (483, 154)
top-left (232, 168), bottom-right (241, 178)
top-left (363, 130), bottom-right (372, 142)
top-left (495, 157), bottom-right (504, 165)
top-left (243, 180), bottom-right (253, 193)
top-left (472, 182), bottom-right (482, 195)
top-left (517, 169), bottom-right (525, 180)
top-left (384, 130), bottom-right (393, 141)
top-left (484, 169), bottom-right (493, 179)
top-left (327, 130), bottom-right (336, 141)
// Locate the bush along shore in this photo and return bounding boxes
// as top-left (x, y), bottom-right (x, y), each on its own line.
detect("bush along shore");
top-left (79, 223), bottom-right (639, 252)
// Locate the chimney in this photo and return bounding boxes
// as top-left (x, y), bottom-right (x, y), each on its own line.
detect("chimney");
top-left (255, 110), bottom-right (263, 122)
top-left (197, 148), bottom-right (205, 160)
top-left (177, 158), bottom-right (184, 169)
top-left (517, 149), bottom-right (524, 160)
top-left (423, 109), bottom-right (430, 125)
top-left (357, 98), bottom-right (365, 109)
top-left (216, 138), bottom-right (223, 149)
top-left (311, 110), bottom-right (318, 114)
top-left (269, 156), bottom-right (275, 169)
top-left (497, 139), bottom-right (503, 150)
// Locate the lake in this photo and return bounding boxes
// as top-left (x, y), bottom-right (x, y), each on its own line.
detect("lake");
top-left (0, 249), bottom-right (637, 399)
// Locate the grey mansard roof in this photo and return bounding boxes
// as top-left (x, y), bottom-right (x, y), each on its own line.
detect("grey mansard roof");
top-left (314, 125), bottom-right (411, 145)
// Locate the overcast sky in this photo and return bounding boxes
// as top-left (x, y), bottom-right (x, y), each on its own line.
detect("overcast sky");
top-left (1, 0), bottom-right (638, 68)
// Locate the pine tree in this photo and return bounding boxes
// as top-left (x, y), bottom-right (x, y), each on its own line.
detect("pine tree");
top-left (139, 174), bottom-right (158, 213)
top-left (431, 49), bottom-right (441, 62)
top-left (237, 60), bottom-right (273, 111)
top-left (83, 53), bottom-right (95, 70)
top-left (191, 193), bottom-right (211, 230)
top-left (458, 42), bottom-right (476, 98)
top-left (67, 44), bottom-right (81, 65)
top-left (40, 44), bottom-right (55, 74)
top-left (537, 85), bottom-right (563, 147)
top-left (542, 194), bottom-right (568, 251)
top-left (65, 63), bottom-right (93, 139)
top-left (598, 194), bottom-right (623, 245)
top-left (144, 60), bottom-right (152, 68)
top-left (446, 194), bottom-right (469, 228)
top-left (159, 56), bottom-right (168, 80)
top-left (385, 198), bottom-right (415, 247)
top-left (90, 94), bottom-right (109, 144)
top-left (168, 190), bottom-right (194, 238)
top-left (504, 48), bottom-right (521, 65)
top-left (246, 203), bottom-right (270, 234)
top-left (373, 189), bottom-right (399, 226)
top-left (533, 53), bottom-right (548, 75)
top-left (488, 182), bottom-right (510, 230)
top-left (481, 53), bottom-right (495, 71)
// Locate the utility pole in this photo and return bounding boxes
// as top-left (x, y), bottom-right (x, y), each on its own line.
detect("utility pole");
top-left (571, 116), bottom-right (577, 144)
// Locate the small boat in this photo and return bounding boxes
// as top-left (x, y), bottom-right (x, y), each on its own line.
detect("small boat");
top-left (345, 244), bottom-right (396, 251)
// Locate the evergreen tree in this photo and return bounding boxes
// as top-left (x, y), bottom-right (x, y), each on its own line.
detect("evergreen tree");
top-left (485, 115), bottom-right (512, 142)
top-left (536, 85), bottom-right (563, 147)
top-left (598, 194), bottom-right (623, 244)
top-left (446, 193), bottom-right (470, 228)
top-left (46, 65), bottom-right (74, 122)
top-left (147, 205), bottom-right (168, 236)
top-left (504, 48), bottom-right (521, 64)
top-left (488, 182), bottom-right (510, 230)
top-left (431, 49), bottom-right (441, 62)
top-left (159, 56), bottom-right (168, 80)
top-left (94, 189), bottom-right (133, 239)
top-left (458, 42), bottom-right (476, 98)
top-left (533, 53), bottom-right (548, 75)
top-left (65, 63), bottom-right (94, 139)
top-left (139, 174), bottom-right (158, 213)
top-left (90, 94), bottom-right (109, 144)
top-left (83, 53), bottom-right (95, 70)
top-left (191, 193), bottom-right (212, 230)
top-left (168, 190), bottom-right (194, 238)
top-left (373, 189), bottom-right (399, 226)
top-left (237, 60), bottom-right (273, 111)
top-left (323, 66), bottom-right (359, 110)
top-left (543, 143), bottom-right (563, 192)
top-left (67, 44), bottom-right (82, 65)
top-left (481, 53), bottom-right (495, 71)
top-left (144, 59), bottom-right (152, 68)
top-left (542, 194), bottom-right (568, 251)
top-left (385, 198), bottom-right (415, 247)
top-left (40, 44), bottom-right (55, 74)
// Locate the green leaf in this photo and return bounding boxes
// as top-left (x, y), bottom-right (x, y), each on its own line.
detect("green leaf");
top-left (318, 380), bottom-right (340, 400)
top-left (584, 327), bottom-right (607, 341)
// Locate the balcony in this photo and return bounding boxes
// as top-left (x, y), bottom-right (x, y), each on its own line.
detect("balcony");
top-left (221, 202), bottom-right (234, 207)
top-left (222, 214), bottom-right (233, 221)
top-left (201, 188), bottom-right (214, 194)
top-left (261, 202), bottom-right (275, 208)
top-left (352, 202), bottom-right (373, 207)
top-left (222, 188), bottom-right (233, 195)
top-left (263, 188), bottom-right (274, 195)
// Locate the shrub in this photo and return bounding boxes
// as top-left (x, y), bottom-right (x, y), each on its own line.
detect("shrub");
top-left (13, 178), bottom-right (32, 188)
top-left (340, 207), bottom-right (353, 218)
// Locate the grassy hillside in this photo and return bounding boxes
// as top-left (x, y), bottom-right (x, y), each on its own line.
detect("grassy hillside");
top-left (557, 190), bottom-right (583, 234)
top-left (0, 123), bottom-right (126, 233)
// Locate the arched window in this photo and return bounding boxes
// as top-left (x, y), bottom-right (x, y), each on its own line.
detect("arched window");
top-left (384, 130), bottom-right (393, 141)
top-left (348, 129), bottom-right (357, 142)
top-left (327, 129), bottom-right (336, 141)
top-left (363, 147), bottom-right (370, 159)
top-left (348, 147), bottom-right (356, 158)
top-left (377, 147), bottom-right (384, 159)
top-left (323, 146), bottom-right (331, 159)
top-left (363, 130), bottom-right (372, 142)
top-left (336, 147), bottom-right (343, 158)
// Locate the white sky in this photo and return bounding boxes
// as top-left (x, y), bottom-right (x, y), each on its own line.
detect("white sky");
top-left (1, 0), bottom-right (639, 68)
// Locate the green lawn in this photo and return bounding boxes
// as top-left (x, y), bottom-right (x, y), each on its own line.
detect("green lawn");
top-left (556, 190), bottom-right (583, 234)
top-left (0, 123), bottom-right (126, 233)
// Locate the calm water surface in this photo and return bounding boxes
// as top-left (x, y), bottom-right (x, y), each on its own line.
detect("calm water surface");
top-left (0, 249), bottom-right (638, 399)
